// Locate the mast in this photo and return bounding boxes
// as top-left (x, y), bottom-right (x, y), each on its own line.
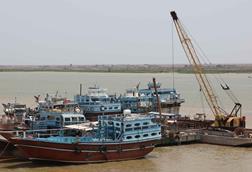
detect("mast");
top-left (153, 78), bottom-right (162, 116)
top-left (80, 84), bottom-right (82, 96)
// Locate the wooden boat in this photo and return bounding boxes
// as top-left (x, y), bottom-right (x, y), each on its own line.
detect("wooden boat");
top-left (10, 138), bottom-right (157, 163)
top-left (120, 82), bottom-right (184, 114)
top-left (74, 86), bottom-right (121, 121)
top-left (9, 110), bottom-right (161, 163)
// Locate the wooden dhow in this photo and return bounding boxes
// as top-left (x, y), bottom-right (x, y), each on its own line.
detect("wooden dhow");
top-left (9, 110), bottom-right (161, 163)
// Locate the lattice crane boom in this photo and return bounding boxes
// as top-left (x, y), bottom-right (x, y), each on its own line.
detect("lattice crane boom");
top-left (170, 11), bottom-right (224, 116)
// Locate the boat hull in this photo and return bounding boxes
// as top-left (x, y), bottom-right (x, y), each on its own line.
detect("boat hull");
top-left (0, 137), bottom-right (17, 159)
top-left (11, 138), bottom-right (158, 163)
top-left (201, 134), bottom-right (252, 147)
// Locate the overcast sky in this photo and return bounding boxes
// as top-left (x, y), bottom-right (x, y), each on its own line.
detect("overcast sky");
top-left (0, 0), bottom-right (251, 65)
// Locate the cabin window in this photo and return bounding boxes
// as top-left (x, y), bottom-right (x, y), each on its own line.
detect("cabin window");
top-left (41, 117), bottom-right (46, 121)
top-left (104, 107), bottom-right (107, 110)
top-left (56, 117), bottom-right (60, 121)
top-left (143, 122), bottom-right (149, 125)
top-left (108, 121), bottom-right (114, 125)
top-left (72, 117), bottom-right (78, 122)
top-left (151, 133), bottom-right (157, 136)
top-left (109, 107), bottom-right (112, 110)
top-left (126, 124), bottom-right (132, 127)
top-left (47, 115), bottom-right (55, 120)
top-left (143, 134), bottom-right (149, 137)
top-left (65, 118), bottom-right (71, 122)
top-left (126, 136), bottom-right (132, 139)
top-left (142, 126), bottom-right (148, 129)
top-left (116, 123), bottom-right (120, 126)
top-left (79, 117), bottom-right (84, 121)
top-left (125, 128), bottom-right (132, 132)
top-left (134, 127), bottom-right (141, 130)
top-left (114, 107), bottom-right (118, 109)
top-left (134, 123), bottom-right (140, 126)
top-left (135, 135), bottom-right (140, 139)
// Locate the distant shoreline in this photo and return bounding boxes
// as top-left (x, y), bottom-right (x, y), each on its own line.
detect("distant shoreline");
top-left (0, 64), bottom-right (252, 73)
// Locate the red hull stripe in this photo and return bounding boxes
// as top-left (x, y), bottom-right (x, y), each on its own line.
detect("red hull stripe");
top-left (16, 144), bottom-right (155, 153)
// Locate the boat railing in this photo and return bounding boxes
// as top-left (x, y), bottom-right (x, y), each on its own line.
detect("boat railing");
top-left (1, 127), bottom-right (89, 139)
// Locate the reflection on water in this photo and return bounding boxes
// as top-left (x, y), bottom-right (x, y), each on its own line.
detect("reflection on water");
top-left (1, 72), bottom-right (252, 172)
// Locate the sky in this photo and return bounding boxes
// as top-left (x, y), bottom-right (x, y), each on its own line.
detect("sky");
top-left (0, 0), bottom-right (251, 65)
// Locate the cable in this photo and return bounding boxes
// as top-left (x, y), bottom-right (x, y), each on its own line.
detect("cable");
top-left (179, 18), bottom-right (240, 107)
top-left (171, 20), bottom-right (175, 89)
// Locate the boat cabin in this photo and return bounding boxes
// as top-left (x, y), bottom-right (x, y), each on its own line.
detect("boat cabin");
top-left (97, 110), bottom-right (161, 142)
top-left (30, 111), bottom-right (86, 130)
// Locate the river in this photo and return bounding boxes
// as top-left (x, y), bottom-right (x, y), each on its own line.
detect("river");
top-left (0, 72), bottom-right (252, 172)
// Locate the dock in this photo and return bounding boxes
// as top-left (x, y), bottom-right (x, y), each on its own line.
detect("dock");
top-left (157, 129), bottom-right (201, 146)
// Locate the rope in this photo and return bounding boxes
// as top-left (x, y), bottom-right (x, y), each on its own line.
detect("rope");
top-left (179, 18), bottom-right (240, 107)
top-left (199, 87), bottom-right (206, 114)
top-left (171, 20), bottom-right (175, 89)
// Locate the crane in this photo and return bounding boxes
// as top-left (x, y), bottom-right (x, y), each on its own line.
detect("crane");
top-left (170, 11), bottom-right (245, 128)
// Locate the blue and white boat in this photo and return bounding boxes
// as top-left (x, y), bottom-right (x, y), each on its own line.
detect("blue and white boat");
top-left (27, 110), bottom-right (86, 130)
top-left (34, 94), bottom-right (79, 113)
top-left (74, 86), bottom-right (121, 121)
top-left (10, 110), bottom-right (161, 163)
top-left (120, 82), bottom-right (184, 114)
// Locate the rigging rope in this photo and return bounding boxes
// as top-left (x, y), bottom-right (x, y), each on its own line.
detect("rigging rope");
top-left (179, 18), bottom-right (240, 106)
top-left (199, 86), bottom-right (206, 114)
top-left (171, 20), bottom-right (175, 89)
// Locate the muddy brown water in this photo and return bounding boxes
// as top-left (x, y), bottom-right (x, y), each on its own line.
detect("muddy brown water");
top-left (0, 72), bottom-right (252, 172)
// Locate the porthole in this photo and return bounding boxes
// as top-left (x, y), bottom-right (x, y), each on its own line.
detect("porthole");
top-left (135, 135), bottom-right (140, 139)
top-left (134, 123), bottom-right (140, 126)
top-left (126, 124), bottom-right (132, 127)
top-left (126, 136), bottom-right (132, 139)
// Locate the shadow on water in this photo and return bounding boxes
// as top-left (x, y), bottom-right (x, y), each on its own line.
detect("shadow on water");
top-left (1, 159), bottom-right (73, 169)
top-left (0, 158), bottom-right (25, 163)
top-left (1, 156), bottom-right (158, 171)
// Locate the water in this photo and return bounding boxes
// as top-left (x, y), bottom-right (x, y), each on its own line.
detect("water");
top-left (0, 72), bottom-right (252, 172)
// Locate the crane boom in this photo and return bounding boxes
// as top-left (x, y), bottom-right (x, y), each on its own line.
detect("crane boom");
top-left (170, 11), bottom-right (223, 116)
top-left (170, 11), bottom-right (247, 128)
